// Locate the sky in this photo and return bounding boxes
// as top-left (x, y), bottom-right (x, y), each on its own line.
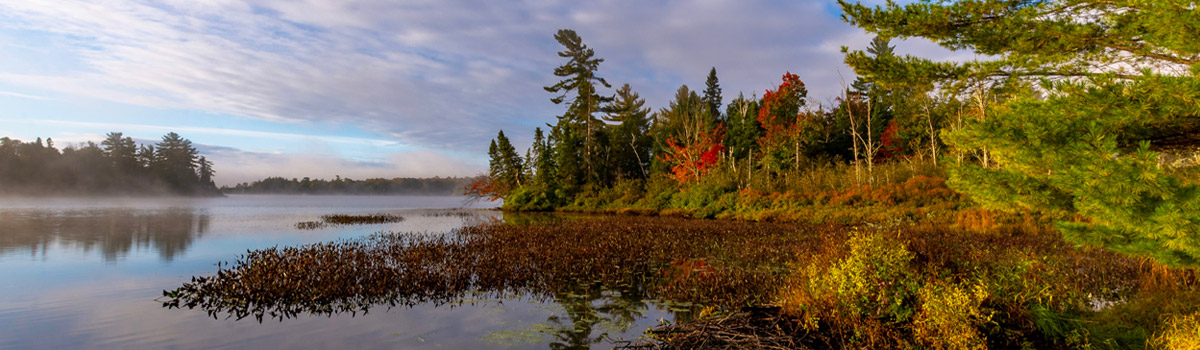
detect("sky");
top-left (0, 0), bottom-right (967, 186)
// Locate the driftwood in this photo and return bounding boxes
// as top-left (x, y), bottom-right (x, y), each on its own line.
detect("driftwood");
top-left (616, 306), bottom-right (822, 350)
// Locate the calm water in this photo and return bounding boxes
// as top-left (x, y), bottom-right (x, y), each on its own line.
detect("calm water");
top-left (0, 195), bottom-right (678, 349)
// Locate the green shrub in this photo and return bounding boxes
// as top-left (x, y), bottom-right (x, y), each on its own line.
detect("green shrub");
top-left (503, 185), bottom-right (558, 211)
top-left (913, 280), bottom-right (991, 350)
top-left (785, 230), bottom-right (920, 324)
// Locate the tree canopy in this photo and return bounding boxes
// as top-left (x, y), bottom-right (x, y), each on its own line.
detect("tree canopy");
top-left (0, 132), bottom-right (220, 196)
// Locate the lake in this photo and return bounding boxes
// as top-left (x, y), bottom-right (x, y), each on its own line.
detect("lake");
top-left (0, 195), bottom-right (683, 349)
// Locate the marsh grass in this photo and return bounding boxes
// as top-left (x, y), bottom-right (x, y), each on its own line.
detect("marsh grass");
top-left (165, 215), bottom-right (819, 321)
top-left (294, 213), bottom-right (406, 230)
top-left (420, 209), bottom-right (476, 218)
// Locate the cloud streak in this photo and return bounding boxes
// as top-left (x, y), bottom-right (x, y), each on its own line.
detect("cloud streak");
top-left (0, 90), bottom-right (50, 100)
top-left (0, 0), bottom-right (961, 177)
top-left (5, 119), bottom-right (402, 147)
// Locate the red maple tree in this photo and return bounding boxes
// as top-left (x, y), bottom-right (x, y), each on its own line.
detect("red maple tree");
top-left (756, 72), bottom-right (811, 162)
top-left (658, 125), bottom-right (725, 184)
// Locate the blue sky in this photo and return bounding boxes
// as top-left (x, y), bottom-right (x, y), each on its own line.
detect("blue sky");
top-left (0, 0), bottom-right (962, 186)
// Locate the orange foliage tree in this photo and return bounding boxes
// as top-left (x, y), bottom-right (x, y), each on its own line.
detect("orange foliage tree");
top-left (658, 125), bottom-right (726, 184)
top-left (464, 176), bottom-right (502, 203)
top-left (756, 72), bottom-right (812, 171)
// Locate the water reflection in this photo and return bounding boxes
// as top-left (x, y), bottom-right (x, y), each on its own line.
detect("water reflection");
top-left (542, 285), bottom-right (650, 349)
top-left (0, 208), bottom-right (209, 262)
top-left (0, 196), bottom-right (532, 350)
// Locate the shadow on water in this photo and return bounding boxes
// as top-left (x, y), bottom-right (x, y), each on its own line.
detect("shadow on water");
top-left (162, 215), bottom-right (812, 346)
top-left (0, 208), bottom-right (209, 262)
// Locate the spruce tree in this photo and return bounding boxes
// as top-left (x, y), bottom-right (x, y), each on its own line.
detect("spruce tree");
top-left (702, 67), bottom-right (723, 122)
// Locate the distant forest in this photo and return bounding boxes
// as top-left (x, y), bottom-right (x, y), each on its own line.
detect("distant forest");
top-left (221, 176), bottom-right (479, 196)
top-left (0, 132), bottom-right (220, 196)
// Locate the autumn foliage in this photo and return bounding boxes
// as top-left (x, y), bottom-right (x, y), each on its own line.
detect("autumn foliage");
top-left (464, 176), bottom-right (503, 201)
top-left (756, 72), bottom-right (814, 167)
top-left (658, 125), bottom-right (726, 184)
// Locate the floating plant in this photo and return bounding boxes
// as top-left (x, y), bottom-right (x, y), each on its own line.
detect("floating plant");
top-left (294, 213), bottom-right (406, 230)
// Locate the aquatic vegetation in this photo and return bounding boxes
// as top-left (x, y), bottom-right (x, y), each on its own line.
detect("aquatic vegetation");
top-left (165, 216), bottom-right (819, 321)
top-left (419, 209), bottom-right (475, 218)
top-left (319, 213), bottom-right (405, 225)
top-left (294, 213), bottom-right (406, 230)
top-left (169, 213), bottom-right (1200, 348)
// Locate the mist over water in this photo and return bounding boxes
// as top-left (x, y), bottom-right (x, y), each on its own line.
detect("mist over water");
top-left (0, 195), bottom-right (679, 349)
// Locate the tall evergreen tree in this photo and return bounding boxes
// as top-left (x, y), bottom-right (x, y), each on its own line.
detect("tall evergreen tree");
top-left (530, 127), bottom-right (556, 187)
top-left (197, 156), bottom-right (215, 188)
top-left (101, 132), bottom-right (140, 175)
top-left (850, 36), bottom-right (894, 94)
top-left (604, 84), bottom-right (652, 180)
top-left (842, 0), bottom-right (1200, 266)
top-left (154, 132), bottom-right (201, 193)
top-left (495, 130), bottom-right (524, 191)
top-left (702, 67), bottom-right (723, 122)
top-left (544, 29), bottom-right (612, 190)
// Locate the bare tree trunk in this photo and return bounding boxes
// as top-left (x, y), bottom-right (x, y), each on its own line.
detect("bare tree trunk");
top-left (747, 149), bottom-right (753, 189)
top-left (847, 99), bottom-right (863, 185)
top-left (629, 133), bottom-right (647, 179)
top-left (865, 98), bottom-right (875, 185)
top-left (925, 100), bottom-right (938, 166)
top-left (794, 138), bottom-right (800, 171)
top-left (586, 94), bottom-right (592, 176)
top-left (973, 87), bottom-right (991, 168)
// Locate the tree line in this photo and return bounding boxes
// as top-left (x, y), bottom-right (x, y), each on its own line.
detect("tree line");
top-left (0, 132), bottom-right (219, 196)
top-left (480, 0), bottom-right (1200, 269)
top-left (476, 29), bottom-right (939, 208)
top-left (222, 176), bottom-right (479, 196)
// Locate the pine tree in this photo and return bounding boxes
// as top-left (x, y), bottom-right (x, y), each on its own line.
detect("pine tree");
top-left (841, 0), bottom-right (1200, 266)
top-left (604, 84), bottom-right (652, 180)
top-left (154, 132), bottom-right (200, 194)
top-left (544, 29), bottom-right (612, 190)
top-left (101, 132), bottom-right (140, 175)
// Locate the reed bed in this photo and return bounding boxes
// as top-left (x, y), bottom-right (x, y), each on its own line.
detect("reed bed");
top-left (294, 213), bottom-right (406, 230)
top-left (165, 216), bottom-right (820, 321)
top-left (420, 209), bottom-right (476, 218)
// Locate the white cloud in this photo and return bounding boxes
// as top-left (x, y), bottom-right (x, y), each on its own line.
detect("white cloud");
top-left (0, 0), bottom-right (963, 161)
top-left (3, 119), bottom-right (403, 147)
top-left (0, 90), bottom-right (50, 100)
